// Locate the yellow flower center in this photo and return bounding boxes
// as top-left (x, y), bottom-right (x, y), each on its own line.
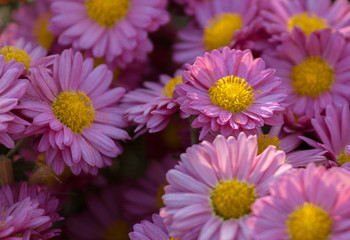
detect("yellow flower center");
top-left (0, 46), bottom-right (32, 70)
top-left (337, 149), bottom-right (350, 166)
top-left (103, 220), bottom-right (129, 240)
top-left (32, 12), bottom-right (54, 49)
top-left (156, 183), bottom-right (166, 208)
top-left (168, 238), bottom-right (179, 240)
top-left (210, 179), bottom-right (258, 220)
top-left (288, 12), bottom-right (329, 36)
top-left (286, 202), bottom-right (332, 240)
top-left (291, 57), bottom-right (334, 97)
top-left (257, 134), bottom-right (282, 155)
top-left (85, 0), bottom-right (130, 28)
top-left (208, 75), bottom-right (255, 113)
top-left (162, 76), bottom-right (183, 98)
top-left (52, 90), bottom-right (95, 134)
top-left (204, 13), bottom-right (242, 50)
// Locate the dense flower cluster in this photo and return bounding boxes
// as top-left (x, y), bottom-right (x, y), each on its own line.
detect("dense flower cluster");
top-left (0, 0), bottom-right (350, 239)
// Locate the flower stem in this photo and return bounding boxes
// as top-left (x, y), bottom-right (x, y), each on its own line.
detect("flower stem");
top-left (6, 138), bottom-right (27, 159)
top-left (189, 116), bottom-right (198, 145)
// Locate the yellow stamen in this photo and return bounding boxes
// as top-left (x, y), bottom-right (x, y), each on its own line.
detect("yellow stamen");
top-left (337, 149), bottom-right (350, 166)
top-left (85, 0), bottom-right (129, 28)
top-left (208, 75), bottom-right (255, 113)
top-left (156, 183), bottom-right (166, 208)
top-left (204, 13), bottom-right (242, 50)
top-left (257, 134), bottom-right (282, 155)
top-left (286, 202), bottom-right (332, 240)
top-left (103, 220), bottom-right (129, 240)
top-left (162, 76), bottom-right (183, 98)
top-left (210, 179), bottom-right (257, 220)
top-left (52, 90), bottom-right (95, 134)
top-left (0, 46), bottom-right (32, 70)
top-left (291, 57), bottom-right (333, 97)
top-left (288, 12), bottom-right (329, 36)
top-left (32, 12), bottom-right (54, 49)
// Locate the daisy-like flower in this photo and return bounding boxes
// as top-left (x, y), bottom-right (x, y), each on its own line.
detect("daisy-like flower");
top-left (66, 185), bottom-right (131, 240)
top-left (173, 0), bottom-right (261, 64)
top-left (0, 55), bottom-right (28, 148)
top-left (160, 133), bottom-right (291, 240)
top-left (49, 0), bottom-right (169, 67)
top-left (0, 38), bottom-right (49, 71)
top-left (124, 156), bottom-right (178, 220)
top-left (260, 0), bottom-right (350, 40)
top-left (129, 214), bottom-right (175, 240)
top-left (13, 0), bottom-right (55, 50)
top-left (301, 104), bottom-right (350, 170)
top-left (122, 70), bottom-right (183, 135)
top-left (0, 182), bottom-right (62, 239)
top-left (174, 47), bottom-right (286, 140)
top-left (19, 49), bottom-right (130, 175)
top-left (263, 28), bottom-right (350, 117)
top-left (251, 163), bottom-right (350, 240)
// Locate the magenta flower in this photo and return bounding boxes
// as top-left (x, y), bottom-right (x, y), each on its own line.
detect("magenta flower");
top-left (0, 182), bottom-right (61, 239)
top-left (13, 0), bottom-right (54, 50)
top-left (49, 0), bottom-right (169, 67)
top-left (161, 133), bottom-right (291, 240)
top-left (129, 214), bottom-right (173, 240)
top-left (301, 104), bottom-right (350, 170)
top-left (122, 71), bottom-right (183, 135)
top-left (19, 49), bottom-right (130, 175)
top-left (175, 47), bottom-right (286, 140)
top-left (251, 163), bottom-right (350, 240)
top-left (0, 56), bottom-right (28, 148)
top-left (263, 28), bottom-right (350, 117)
top-left (261, 0), bottom-right (350, 40)
top-left (173, 0), bottom-right (261, 64)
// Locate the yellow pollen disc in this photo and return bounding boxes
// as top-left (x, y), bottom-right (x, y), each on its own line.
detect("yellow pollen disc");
top-left (52, 90), bottom-right (95, 134)
top-left (288, 12), bottom-right (329, 36)
top-left (85, 0), bottom-right (130, 28)
top-left (337, 149), bottom-right (350, 166)
top-left (291, 57), bottom-right (334, 97)
top-left (103, 220), bottom-right (129, 240)
top-left (168, 238), bottom-right (179, 240)
top-left (162, 76), bottom-right (183, 98)
top-left (32, 12), bottom-right (54, 49)
top-left (286, 202), bottom-right (332, 240)
top-left (257, 134), bottom-right (282, 155)
top-left (156, 183), bottom-right (166, 208)
top-left (0, 46), bottom-right (32, 70)
top-left (208, 75), bottom-right (255, 113)
top-left (210, 179), bottom-right (258, 220)
top-left (204, 13), bottom-right (242, 50)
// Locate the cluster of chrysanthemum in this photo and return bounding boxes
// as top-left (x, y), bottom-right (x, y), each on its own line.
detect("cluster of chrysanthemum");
top-left (1, 0), bottom-right (350, 239)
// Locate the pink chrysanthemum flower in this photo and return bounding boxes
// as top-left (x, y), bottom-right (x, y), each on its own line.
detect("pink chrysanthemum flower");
top-left (263, 28), bottom-right (350, 117)
top-left (49, 0), bottom-right (169, 67)
top-left (175, 47), bottom-right (286, 140)
top-left (0, 38), bottom-right (49, 72)
top-left (261, 0), bottom-right (350, 41)
top-left (0, 23), bottom-right (19, 46)
top-left (301, 104), bottom-right (350, 170)
top-left (122, 70), bottom-right (183, 135)
top-left (160, 133), bottom-right (291, 240)
top-left (173, 0), bottom-right (261, 64)
top-left (13, 0), bottom-right (55, 50)
top-left (19, 49), bottom-right (130, 175)
top-left (0, 56), bottom-right (29, 148)
top-left (251, 163), bottom-right (350, 240)
top-left (66, 185), bottom-right (131, 240)
top-left (0, 182), bottom-right (61, 239)
top-left (124, 156), bottom-right (178, 221)
top-left (129, 214), bottom-right (174, 240)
